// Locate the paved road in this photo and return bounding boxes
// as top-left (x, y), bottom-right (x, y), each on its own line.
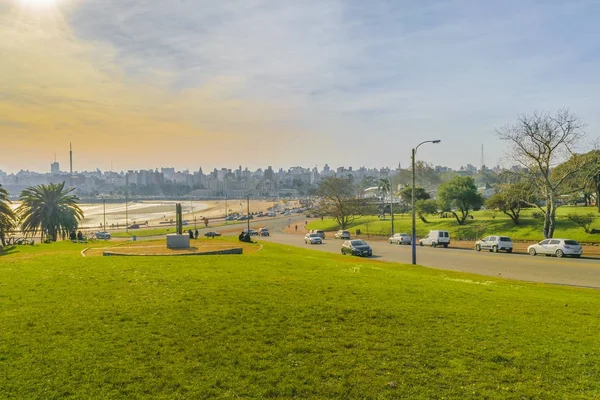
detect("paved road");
top-left (254, 217), bottom-right (600, 289)
top-left (135, 215), bottom-right (600, 289)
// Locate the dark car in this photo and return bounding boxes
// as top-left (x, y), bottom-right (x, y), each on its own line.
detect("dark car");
top-left (341, 240), bottom-right (373, 257)
top-left (95, 231), bottom-right (111, 240)
top-left (128, 224), bottom-right (140, 229)
top-left (258, 228), bottom-right (270, 236)
top-left (204, 231), bottom-right (222, 238)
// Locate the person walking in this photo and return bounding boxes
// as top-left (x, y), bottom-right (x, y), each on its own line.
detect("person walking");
top-left (295, 225), bottom-right (298, 232)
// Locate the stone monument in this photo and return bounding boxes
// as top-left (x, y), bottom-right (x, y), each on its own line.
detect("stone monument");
top-left (166, 203), bottom-right (190, 249)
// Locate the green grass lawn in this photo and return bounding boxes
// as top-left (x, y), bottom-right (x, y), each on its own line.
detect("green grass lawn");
top-left (308, 206), bottom-right (600, 242)
top-left (2, 241), bottom-right (600, 398)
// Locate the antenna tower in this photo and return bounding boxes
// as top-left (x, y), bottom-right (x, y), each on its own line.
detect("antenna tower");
top-left (480, 144), bottom-right (485, 171)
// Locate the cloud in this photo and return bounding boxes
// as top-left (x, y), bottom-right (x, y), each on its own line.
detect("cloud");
top-left (1, 0), bottom-right (600, 172)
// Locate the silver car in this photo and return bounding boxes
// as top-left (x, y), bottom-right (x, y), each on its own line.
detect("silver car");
top-left (305, 233), bottom-right (323, 244)
top-left (527, 239), bottom-right (582, 258)
top-left (389, 233), bottom-right (411, 245)
top-left (475, 236), bottom-right (513, 253)
top-left (335, 230), bottom-right (351, 239)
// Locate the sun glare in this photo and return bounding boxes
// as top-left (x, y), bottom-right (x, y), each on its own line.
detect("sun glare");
top-left (18, 0), bottom-right (58, 8)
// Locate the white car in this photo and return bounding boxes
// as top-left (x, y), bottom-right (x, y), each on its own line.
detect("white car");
top-left (305, 233), bottom-right (322, 244)
top-left (527, 239), bottom-right (582, 258)
top-left (475, 236), bottom-right (513, 253)
top-left (389, 233), bottom-right (411, 245)
top-left (419, 230), bottom-right (450, 248)
top-left (334, 230), bottom-right (351, 239)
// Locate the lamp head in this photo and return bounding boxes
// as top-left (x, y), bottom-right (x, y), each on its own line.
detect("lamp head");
top-left (432, 140), bottom-right (441, 144)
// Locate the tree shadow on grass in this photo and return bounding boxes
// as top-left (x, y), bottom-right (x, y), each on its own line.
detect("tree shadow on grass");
top-left (0, 245), bottom-right (18, 256)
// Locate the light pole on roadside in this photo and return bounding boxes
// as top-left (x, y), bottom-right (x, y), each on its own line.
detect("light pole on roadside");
top-left (412, 140), bottom-right (441, 265)
top-left (247, 195), bottom-right (250, 233)
top-left (125, 192), bottom-right (129, 234)
top-left (390, 191), bottom-right (394, 236)
top-left (103, 196), bottom-right (106, 232)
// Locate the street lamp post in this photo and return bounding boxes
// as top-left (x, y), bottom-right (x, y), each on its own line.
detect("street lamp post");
top-left (411, 140), bottom-right (441, 265)
top-left (247, 195), bottom-right (250, 233)
top-left (103, 196), bottom-right (106, 232)
top-left (390, 193), bottom-right (394, 236)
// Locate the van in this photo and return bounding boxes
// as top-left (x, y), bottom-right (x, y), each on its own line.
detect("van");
top-left (419, 230), bottom-right (450, 248)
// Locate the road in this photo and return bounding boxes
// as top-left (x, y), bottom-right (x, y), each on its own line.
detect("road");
top-left (257, 217), bottom-right (600, 289)
top-left (135, 215), bottom-right (600, 289)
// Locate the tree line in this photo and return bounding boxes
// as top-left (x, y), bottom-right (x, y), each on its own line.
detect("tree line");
top-left (315, 110), bottom-right (600, 238)
top-left (0, 182), bottom-right (83, 247)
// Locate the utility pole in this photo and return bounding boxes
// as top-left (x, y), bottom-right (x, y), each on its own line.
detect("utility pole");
top-left (103, 196), bottom-right (106, 232)
top-left (412, 140), bottom-right (441, 265)
top-left (247, 195), bottom-right (250, 233)
top-left (125, 193), bottom-right (129, 233)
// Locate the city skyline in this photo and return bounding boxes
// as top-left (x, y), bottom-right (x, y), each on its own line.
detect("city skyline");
top-left (2, 1), bottom-right (599, 173)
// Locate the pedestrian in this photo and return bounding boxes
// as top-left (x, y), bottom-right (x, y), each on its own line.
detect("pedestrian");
top-left (194, 229), bottom-right (199, 239)
top-left (295, 225), bottom-right (298, 232)
top-left (188, 229), bottom-right (194, 239)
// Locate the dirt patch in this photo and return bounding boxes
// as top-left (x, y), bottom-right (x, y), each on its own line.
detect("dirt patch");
top-left (84, 239), bottom-right (261, 257)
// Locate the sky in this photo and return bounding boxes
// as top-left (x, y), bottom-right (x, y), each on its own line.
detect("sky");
top-left (1, 0), bottom-right (599, 174)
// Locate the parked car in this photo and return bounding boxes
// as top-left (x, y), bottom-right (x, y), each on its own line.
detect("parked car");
top-left (225, 216), bottom-right (236, 221)
top-left (389, 232), bottom-right (411, 245)
top-left (128, 224), bottom-right (140, 229)
top-left (341, 240), bottom-right (373, 257)
top-left (310, 230), bottom-right (325, 239)
top-left (204, 231), bottom-right (222, 238)
top-left (243, 229), bottom-right (259, 236)
top-left (476, 236), bottom-right (513, 253)
top-left (305, 233), bottom-right (322, 244)
top-left (419, 230), bottom-right (450, 248)
top-left (527, 239), bottom-right (582, 258)
top-left (95, 231), bottom-right (111, 240)
top-left (258, 227), bottom-right (270, 237)
top-left (267, 212), bottom-right (275, 217)
top-left (335, 230), bottom-right (351, 240)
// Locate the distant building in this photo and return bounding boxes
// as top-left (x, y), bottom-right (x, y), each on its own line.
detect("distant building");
top-left (477, 183), bottom-right (495, 198)
top-left (50, 162), bottom-right (60, 174)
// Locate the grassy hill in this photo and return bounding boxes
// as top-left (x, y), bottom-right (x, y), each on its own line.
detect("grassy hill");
top-left (308, 206), bottom-right (600, 242)
top-left (1, 240), bottom-right (600, 398)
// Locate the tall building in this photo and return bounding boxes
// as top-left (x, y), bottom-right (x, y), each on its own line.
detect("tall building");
top-left (50, 162), bottom-right (60, 174)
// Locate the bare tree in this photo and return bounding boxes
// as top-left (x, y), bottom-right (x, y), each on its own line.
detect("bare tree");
top-left (315, 177), bottom-right (363, 229)
top-left (496, 109), bottom-right (588, 238)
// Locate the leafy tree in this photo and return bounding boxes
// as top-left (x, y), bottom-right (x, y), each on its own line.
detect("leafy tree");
top-left (415, 199), bottom-right (438, 223)
top-left (0, 184), bottom-right (16, 247)
top-left (399, 186), bottom-right (430, 204)
top-left (377, 178), bottom-right (391, 217)
top-left (17, 182), bottom-right (84, 242)
top-left (315, 176), bottom-right (363, 229)
top-left (485, 182), bottom-right (535, 225)
top-left (566, 213), bottom-right (596, 234)
top-left (496, 109), bottom-right (589, 238)
top-left (437, 176), bottom-right (483, 225)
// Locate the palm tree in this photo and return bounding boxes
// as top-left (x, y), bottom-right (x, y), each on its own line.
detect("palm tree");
top-left (0, 184), bottom-right (16, 247)
top-left (17, 182), bottom-right (84, 242)
top-left (377, 178), bottom-right (391, 218)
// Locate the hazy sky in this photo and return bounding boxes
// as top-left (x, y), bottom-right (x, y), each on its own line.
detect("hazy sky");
top-left (1, 0), bottom-right (599, 174)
